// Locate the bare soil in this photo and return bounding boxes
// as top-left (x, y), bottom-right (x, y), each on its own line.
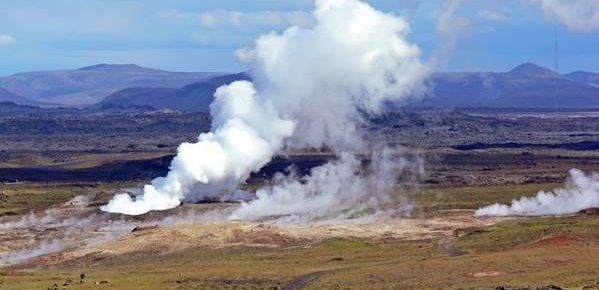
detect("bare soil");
top-left (2, 108), bottom-right (599, 289)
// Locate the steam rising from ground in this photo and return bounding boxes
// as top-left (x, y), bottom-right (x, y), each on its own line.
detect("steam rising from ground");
top-left (102, 81), bottom-right (294, 215)
top-left (0, 197), bottom-right (135, 266)
top-left (102, 0), bottom-right (428, 216)
top-left (230, 149), bottom-right (422, 221)
top-left (0, 195), bottom-right (233, 266)
top-left (474, 0), bottom-right (599, 218)
top-left (247, 0), bottom-right (427, 150)
top-left (475, 169), bottom-right (599, 217)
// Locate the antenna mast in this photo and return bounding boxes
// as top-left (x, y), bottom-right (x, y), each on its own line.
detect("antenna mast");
top-left (554, 25), bottom-right (559, 72)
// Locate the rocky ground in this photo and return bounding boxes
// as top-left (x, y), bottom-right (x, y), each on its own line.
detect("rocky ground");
top-left (1, 108), bottom-right (599, 289)
top-left (1, 181), bottom-right (599, 289)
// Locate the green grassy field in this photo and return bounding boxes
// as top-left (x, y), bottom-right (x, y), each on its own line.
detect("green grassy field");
top-left (0, 183), bottom-right (88, 216)
top-left (407, 183), bottom-right (562, 215)
top-left (0, 182), bottom-right (139, 216)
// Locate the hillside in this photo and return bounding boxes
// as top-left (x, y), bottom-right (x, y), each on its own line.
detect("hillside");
top-left (563, 71), bottom-right (599, 85)
top-left (95, 63), bottom-right (599, 112)
top-left (0, 64), bottom-right (225, 106)
top-left (413, 63), bottom-right (599, 108)
top-left (6, 62), bottom-right (598, 111)
top-left (0, 101), bottom-right (80, 116)
top-left (0, 87), bottom-right (46, 106)
top-left (93, 72), bottom-right (250, 112)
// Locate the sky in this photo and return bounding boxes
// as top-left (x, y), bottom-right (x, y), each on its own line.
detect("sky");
top-left (0, 0), bottom-right (597, 76)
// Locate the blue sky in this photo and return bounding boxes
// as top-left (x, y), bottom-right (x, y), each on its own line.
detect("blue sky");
top-left (0, 0), bottom-right (597, 76)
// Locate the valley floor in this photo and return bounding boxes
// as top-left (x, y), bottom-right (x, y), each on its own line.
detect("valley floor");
top-left (1, 181), bottom-right (599, 289)
top-left (2, 109), bottom-right (599, 289)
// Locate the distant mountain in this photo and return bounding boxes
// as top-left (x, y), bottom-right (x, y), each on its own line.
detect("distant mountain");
top-left (0, 64), bottom-right (226, 106)
top-left (0, 100), bottom-right (161, 117)
top-left (77, 64), bottom-right (165, 73)
top-left (563, 71), bottom-right (599, 85)
top-left (96, 63), bottom-right (599, 112)
top-left (11, 62), bottom-right (597, 111)
top-left (0, 87), bottom-right (46, 106)
top-left (413, 63), bottom-right (599, 108)
top-left (93, 72), bottom-right (250, 112)
top-left (507, 62), bottom-right (561, 78)
top-left (0, 101), bottom-right (80, 116)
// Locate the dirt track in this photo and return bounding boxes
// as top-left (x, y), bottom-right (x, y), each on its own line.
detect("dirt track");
top-left (283, 268), bottom-right (348, 290)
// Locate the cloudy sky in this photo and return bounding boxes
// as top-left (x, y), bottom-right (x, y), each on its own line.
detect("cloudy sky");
top-left (0, 0), bottom-right (597, 76)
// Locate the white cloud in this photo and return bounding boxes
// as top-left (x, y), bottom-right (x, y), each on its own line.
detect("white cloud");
top-left (436, 0), bottom-right (471, 37)
top-left (198, 10), bottom-right (313, 29)
top-left (431, 0), bottom-right (470, 68)
top-left (0, 34), bottom-right (15, 45)
top-left (189, 32), bottom-right (246, 46)
top-left (158, 10), bottom-right (202, 26)
top-left (532, 0), bottom-right (599, 32)
top-left (477, 10), bottom-right (509, 22)
top-left (102, 0), bottom-right (429, 216)
top-left (235, 47), bottom-right (255, 63)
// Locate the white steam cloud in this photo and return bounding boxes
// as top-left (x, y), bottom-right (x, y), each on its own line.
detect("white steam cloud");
top-left (475, 169), bottom-right (599, 217)
top-left (0, 196), bottom-right (135, 266)
top-left (532, 0), bottom-right (599, 32)
top-left (0, 195), bottom-right (235, 266)
top-left (230, 149), bottom-right (422, 221)
top-left (102, 81), bottom-right (294, 215)
top-left (474, 0), bottom-right (599, 218)
top-left (102, 0), bottom-right (428, 216)
top-left (248, 0), bottom-right (428, 150)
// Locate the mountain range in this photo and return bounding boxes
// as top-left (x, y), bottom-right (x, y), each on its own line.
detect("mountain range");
top-left (413, 63), bottom-right (599, 108)
top-left (0, 87), bottom-right (45, 106)
top-left (1, 62), bottom-right (598, 111)
top-left (91, 72), bottom-right (249, 112)
top-left (0, 64), bottom-right (224, 106)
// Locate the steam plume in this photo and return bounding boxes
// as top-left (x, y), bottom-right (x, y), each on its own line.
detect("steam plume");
top-left (475, 0), bottom-right (599, 218)
top-left (230, 149), bottom-right (421, 221)
top-left (102, 0), bottom-right (428, 216)
top-left (0, 195), bottom-right (232, 266)
top-left (475, 169), bottom-right (599, 217)
top-left (102, 81), bottom-right (294, 215)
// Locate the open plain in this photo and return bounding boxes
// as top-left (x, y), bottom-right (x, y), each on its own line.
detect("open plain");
top-left (1, 108), bottom-right (599, 289)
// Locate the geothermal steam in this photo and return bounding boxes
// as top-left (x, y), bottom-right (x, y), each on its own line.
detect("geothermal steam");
top-left (476, 0), bottom-right (599, 217)
top-left (476, 169), bottom-right (599, 217)
top-left (103, 82), bottom-right (294, 215)
top-left (102, 0), bottom-right (428, 216)
top-left (230, 149), bottom-right (422, 221)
